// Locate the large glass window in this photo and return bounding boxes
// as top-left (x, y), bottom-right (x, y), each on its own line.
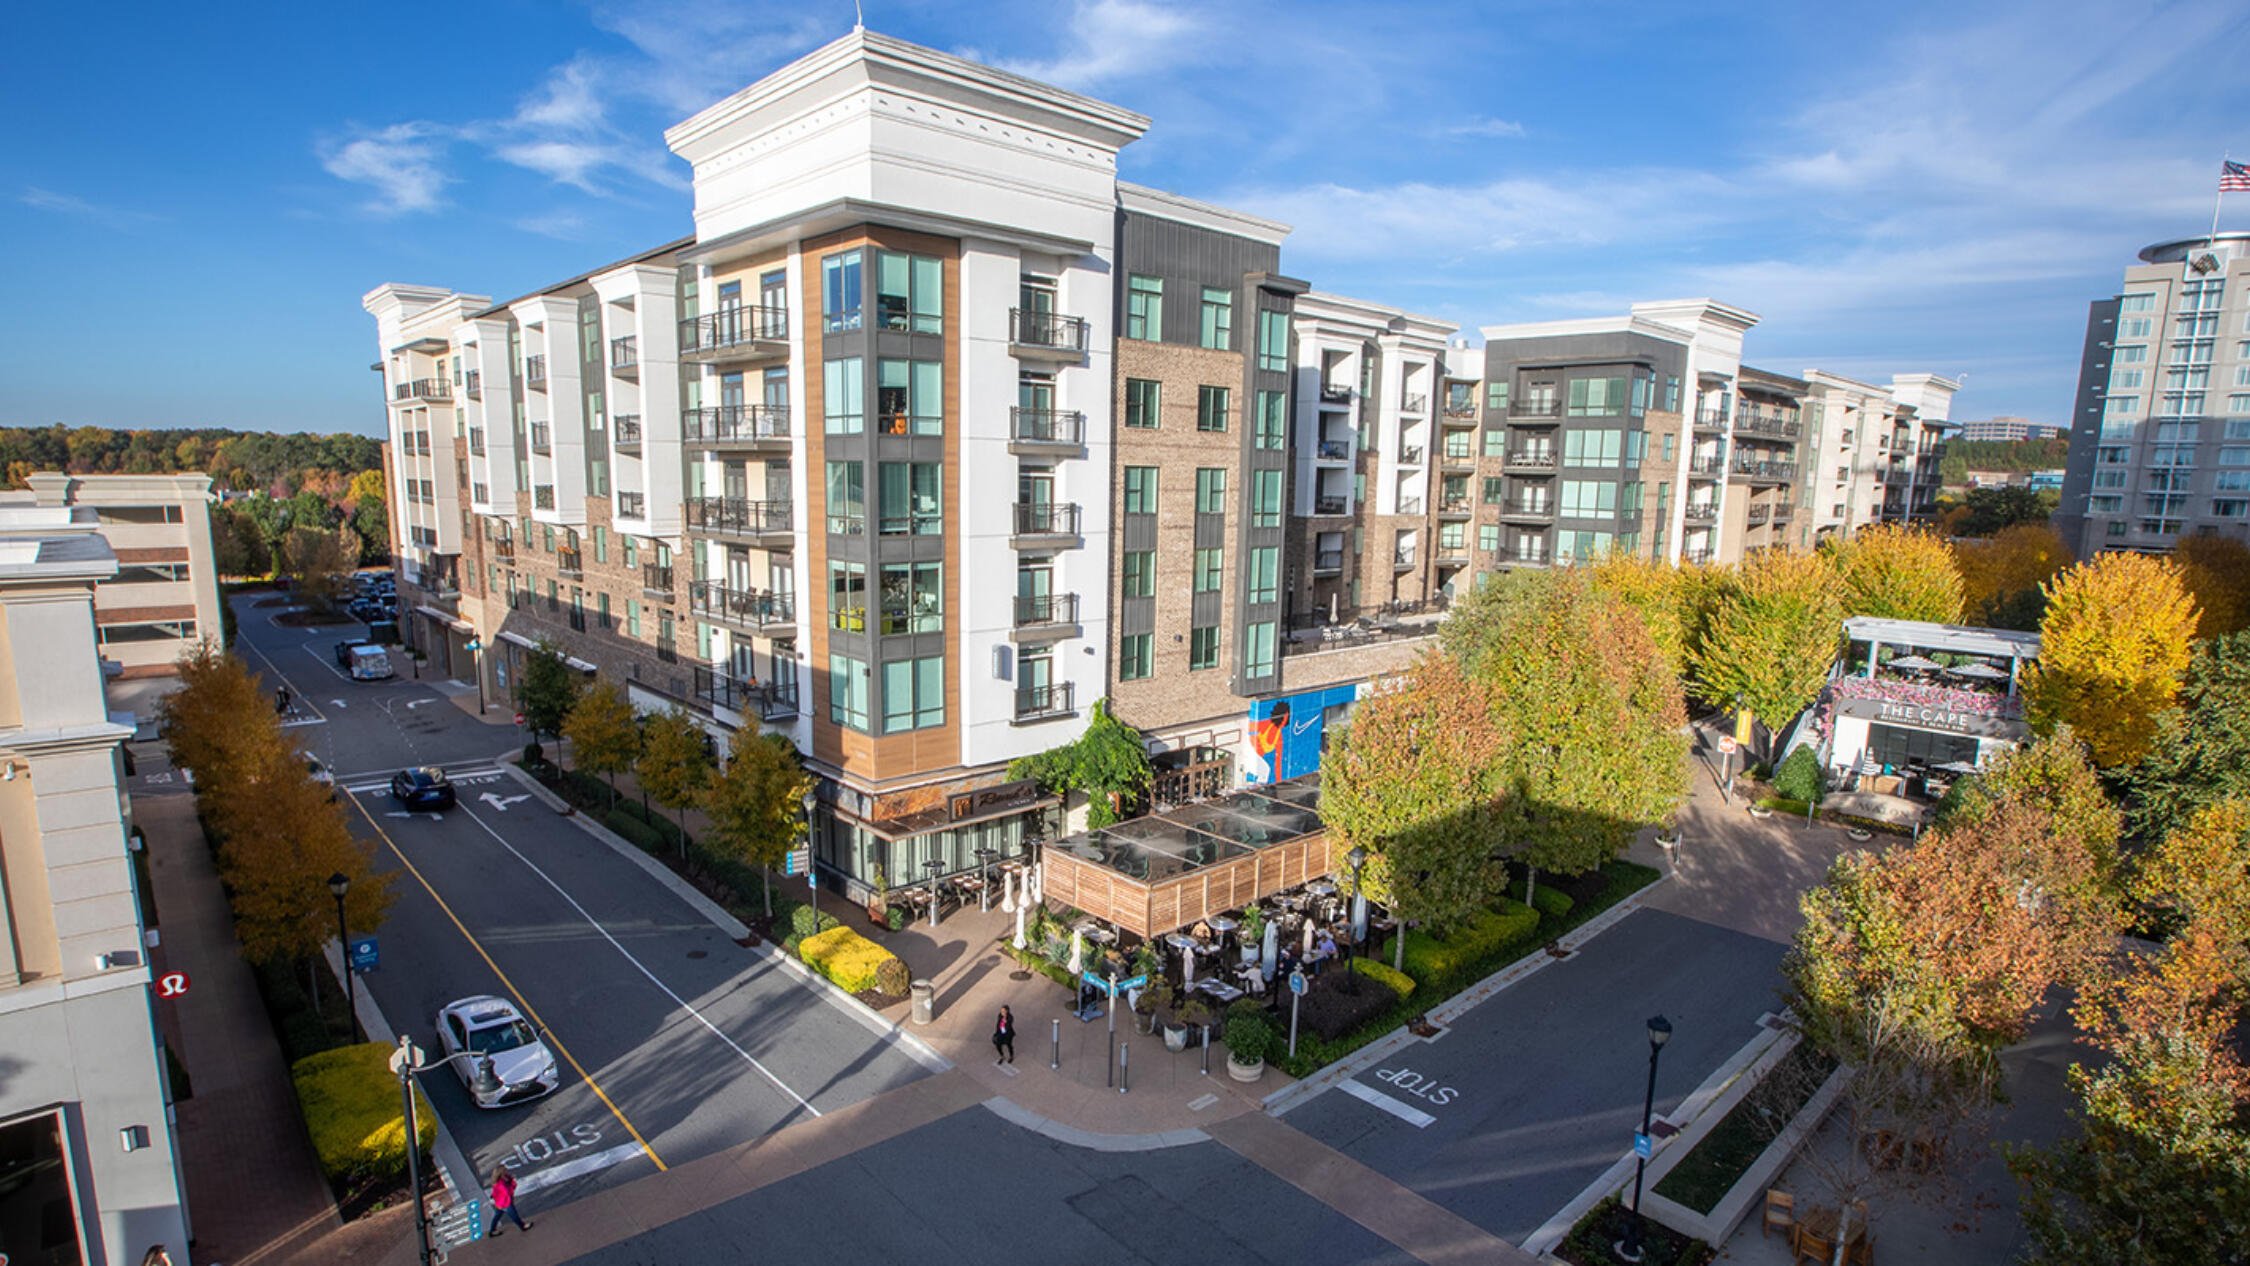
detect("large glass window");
top-left (829, 652), bottom-right (869, 729)
top-left (1563, 429), bottom-right (1624, 464)
top-left (1119, 632), bottom-right (1153, 680)
top-left (826, 461), bottom-right (865, 534)
top-left (1258, 310), bottom-right (1289, 373)
top-left (824, 358), bottom-right (865, 434)
top-left (1566, 376), bottom-right (1626, 417)
top-left (1123, 466), bottom-right (1158, 514)
top-left (880, 562), bottom-right (943, 634)
top-left (0, 1113), bottom-right (81, 1266)
top-left (1199, 286), bottom-right (1233, 349)
top-left (1198, 385), bottom-right (1230, 432)
top-left (830, 562), bottom-right (867, 632)
top-left (1126, 275), bottom-right (1163, 340)
top-left (1244, 620), bottom-right (1277, 679)
top-left (1247, 546), bottom-right (1278, 603)
top-left (1125, 378), bottom-right (1160, 429)
top-left (1560, 480), bottom-right (1619, 517)
top-left (823, 250), bottom-right (863, 332)
top-left (1251, 470), bottom-right (1282, 527)
top-left (876, 251), bottom-right (943, 333)
top-left (1485, 380), bottom-right (1510, 411)
top-left (1194, 546), bottom-right (1224, 592)
top-left (878, 359), bottom-right (943, 435)
top-left (1189, 624), bottom-right (1220, 670)
top-left (881, 656), bottom-right (944, 732)
top-left (1255, 390), bottom-right (1286, 449)
top-left (878, 462), bottom-right (942, 535)
top-left (1122, 550), bottom-right (1155, 598)
top-left (1195, 468), bottom-right (1227, 514)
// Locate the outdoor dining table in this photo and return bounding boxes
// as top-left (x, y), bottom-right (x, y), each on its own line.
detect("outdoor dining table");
top-left (1206, 915), bottom-right (1239, 936)
top-left (1306, 880), bottom-right (1338, 897)
top-left (1194, 978), bottom-right (1244, 1003)
top-left (1795, 1206), bottom-right (1868, 1251)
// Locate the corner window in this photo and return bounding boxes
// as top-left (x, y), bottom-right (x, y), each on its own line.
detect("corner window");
top-left (824, 358), bottom-right (865, 434)
top-left (1247, 546), bottom-right (1278, 604)
top-left (880, 562), bottom-right (943, 635)
top-left (826, 461), bottom-right (865, 535)
top-left (1126, 275), bottom-right (1164, 340)
top-left (878, 359), bottom-right (943, 435)
top-left (822, 250), bottom-right (863, 332)
top-left (876, 251), bottom-right (943, 334)
top-left (1255, 390), bottom-right (1286, 449)
top-left (1244, 621), bottom-right (1277, 679)
top-left (1251, 470), bottom-right (1282, 528)
top-left (878, 462), bottom-right (942, 535)
top-left (830, 562), bottom-right (867, 632)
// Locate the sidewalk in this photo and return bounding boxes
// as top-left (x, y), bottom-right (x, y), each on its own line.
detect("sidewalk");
top-left (138, 787), bottom-right (342, 1266)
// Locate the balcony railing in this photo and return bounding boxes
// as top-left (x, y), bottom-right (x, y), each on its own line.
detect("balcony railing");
top-left (1014, 592), bottom-right (1079, 629)
top-left (1399, 496), bottom-right (1424, 515)
top-left (1400, 393), bottom-right (1428, 415)
top-left (1435, 546), bottom-right (1469, 564)
top-left (1495, 546), bottom-right (1550, 565)
top-left (617, 490), bottom-right (646, 520)
top-left (1009, 308), bottom-right (1088, 354)
top-left (1500, 499), bottom-right (1554, 518)
top-left (529, 422), bottom-right (552, 454)
top-left (686, 496), bottom-right (793, 539)
top-left (525, 355), bottom-right (547, 389)
top-left (1010, 407), bottom-right (1085, 447)
top-left (491, 537), bottom-right (516, 562)
top-left (1731, 456), bottom-right (1799, 482)
top-left (394, 378), bottom-right (451, 402)
top-left (556, 549), bottom-right (583, 579)
top-left (464, 369), bottom-right (482, 397)
top-left (1695, 406), bottom-right (1728, 428)
top-left (613, 416), bottom-right (641, 448)
top-left (1512, 398), bottom-right (1563, 419)
top-left (1439, 494), bottom-right (1472, 515)
top-left (1735, 411), bottom-right (1800, 439)
top-left (641, 563), bottom-right (674, 599)
top-left (1772, 506), bottom-right (1795, 523)
top-left (694, 665), bottom-right (799, 721)
top-left (689, 581), bottom-right (796, 631)
top-left (680, 307), bottom-right (789, 356)
top-left (1505, 450), bottom-right (1558, 469)
top-left (1688, 454), bottom-right (1725, 477)
top-left (1683, 503), bottom-right (1718, 523)
top-left (1393, 548), bottom-right (1417, 569)
top-left (1015, 681), bottom-right (1075, 721)
top-left (1746, 504), bottom-right (1772, 524)
top-left (1282, 596), bottom-right (1449, 656)
top-left (609, 336), bottom-right (638, 372)
top-left (1683, 548), bottom-right (1715, 565)
top-left (1317, 440), bottom-right (1352, 460)
top-left (1443, 400), bottom-right (1480, 419)
top-left (1314, 495), bottom-right (1349, 516)
top-left (1013, 502), bottom-right (1082, 538)
top-left (533, 485), bottom-right (555, 510)
top-left (1319, 384), bottom-right (1353, 405)
top-left (683, 403), bottom-right (790, 446)
top-left (1398, 445), bottom-right (1425, 465)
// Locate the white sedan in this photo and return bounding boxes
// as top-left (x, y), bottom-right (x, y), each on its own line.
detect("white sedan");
top-left (434, 996), bottom-right (560, 1108)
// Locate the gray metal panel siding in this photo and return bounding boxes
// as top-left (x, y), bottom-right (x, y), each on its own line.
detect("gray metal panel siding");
top-left (1233, 289), bottom-right (1293, 697)
top-left (2054, 296), bottom-right (2118, 557)
top-left (1116, 212), bottom-right (1282, 351)
top-left (1121, 596), bottom-right (1155, 637)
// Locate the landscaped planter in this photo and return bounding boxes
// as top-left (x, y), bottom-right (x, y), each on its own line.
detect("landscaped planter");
top-left (1163, 1022), bottom-right (1189, 1052)
top-left (1227, 1055), bottom-right (1264, 1083)
top-left (1747, 804), bottom-right (1773, 819)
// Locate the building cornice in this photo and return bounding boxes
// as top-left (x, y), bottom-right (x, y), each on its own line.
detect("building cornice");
top-left (1118, 182), bottom-right (1290, 245)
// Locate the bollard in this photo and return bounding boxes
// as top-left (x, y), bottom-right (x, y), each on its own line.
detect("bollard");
top-left (1200, 1024), bottom-right (1210, 1076)
top-left (1051, 1018), bottom-right (1061, 1070)
top-left (1119, 1042), bottom-right (1129, 1094)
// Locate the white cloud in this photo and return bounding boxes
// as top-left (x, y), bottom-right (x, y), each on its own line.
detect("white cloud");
top-left (318, 123), bottom-right (451, 215)
top-left (19, 187), bottom-right (161, 229)
top-left (977, 0), bottom-right (1210, 90)
top-left (1444, 117), bottom-right (1526, 139)
top-left (514, 210), bottom-right (590, 241)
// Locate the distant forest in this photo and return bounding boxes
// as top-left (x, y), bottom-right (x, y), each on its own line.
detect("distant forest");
top-left (1939, 435), bottom-right (2070, 484)
top-left (0, 424), bottom-right (383, 497)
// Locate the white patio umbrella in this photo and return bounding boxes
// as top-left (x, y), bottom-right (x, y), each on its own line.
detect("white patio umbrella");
top-left (999, 869), bottom-right (1016, 914)
top-left (1302, 917), bottom-right (1316, 956)
top-left (1012, 901), bottom-right (1027, 951)
top-left (1947, 662), bottom-right (2010, 681)
top-left (1067, 928), bottom-right (1084, 976)
top-left (1887, 654), bottom-right (1942, 672)
top-left (1934, 759), bottom-right (1979, 775)
top-left (1182, 941), bottom-right (1197, 987)
top-left (1262, 919), bottom-right (1279, 981)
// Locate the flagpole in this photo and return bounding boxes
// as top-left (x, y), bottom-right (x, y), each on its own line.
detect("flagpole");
top-left (2212, 152), bottom-right (2229, 251)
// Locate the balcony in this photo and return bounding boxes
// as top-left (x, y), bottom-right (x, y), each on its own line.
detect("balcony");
top-left (1730, 456), bottom-right (1798, 484)
top-left (679, 307), bottom-right (789, 363)
top-left (1498, 498), bottom-right (1555, 522)
top-left (465, 369), bottom-right (482, 398)
top-left (491, 537), bottom-right (516, 563)
top-left (1746, 503), bottom-right (1772, 525)
top-left (1398, 496), bottom-right (1424, 515)
top-left (1435, 546), bottom-right (1469, 566)
top-left (1510, 399), bottom-right (1563, 420)
top-left (1495, 545), bottom-right (1550, 566)
top-left (641, 563), bottom-right (674, 599)
top-left (609, 336), bottom-right (638, 376)
top-left (1398, 445), bottom-right (1425, 466)
top-left (1694, 406), bottom-right (1728, 432)
top-left (1438, 494), bottom-right (1473, 518)
top-left (694, 665), bottom-right (800, 722)
top-left (533, 485), bottom-right (555, 510)
top-left (1008, 308), bottom-right (1089, 360)
top-left (1683, 547), bottom-right (1715, 565)
top-left (530, 422), bottom-right (552, 454)
top-left (1282, 596), bottom-right (1448, 657)
top-left (1504, 449), bottom-right (1558, 473)
top-left (1316, 439), bottom-right (1353, 461)
top-left (1443, 399), bottom-right (1480, 421)
top-left (1683, 502), bottom-right (1718, 523)
top-left (468, 427), bottom-right (485, 456)
top-left (1014, 680), bottom-right (1076, 723)
top-left (613, 416), bottom-right (641, 451)
top-left (525, 356), bottom-right (547, 390)
top-left (1318, 383), bottom-right (1353, 407)
top-left (1392, 548), bottom-right (1417, 571)
top-left (393, 378), bottom-right (451, 404)
top-left (1009, 407), bottom-right (1087, 457)
top-left (685, 496), bottom-right (793, 545)
top-left (1011, 502), bottom-right (1083, 548)
top-left (1771, 506), bottom-right (1795, 523)
top-left (1313, 495), bottom-right (1349, 516)
top-left (1400, 393), bottom-right (1428, 415)
top-left (689, 581), bottom-right (796, 635)
top-left (683, 404), bottom-right (790, 451)
top-left (1688, 454), bottom-right (1725, 478)
top-left (557, 549), bottom-right (583, 579)
top-left (1735, 411), bottom-right (1800, 440)
top-left (1312, 550), bottom-right (1344, 574)
top-left (1012, 592), bottom-right (1081, 642)
top-left (617, 490), bottom-right (646, 520)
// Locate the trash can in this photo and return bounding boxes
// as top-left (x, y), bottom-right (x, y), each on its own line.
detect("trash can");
top-left (910, 979), bottom-right (935, 1026)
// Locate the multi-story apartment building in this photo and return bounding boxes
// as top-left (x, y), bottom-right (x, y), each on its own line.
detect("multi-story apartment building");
top-left (0, 509), bottom-right (190, 1264)
top-left (2056, 232), bottom-right (2250, 556)
top-left (0, 474), bottom-right (221, 677)
top-left (1795, 371), bottom-right (1957, 541)
top-left (1955, 415), bottom-right (2060, 443)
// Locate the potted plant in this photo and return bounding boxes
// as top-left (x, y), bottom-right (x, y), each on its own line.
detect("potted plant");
top-left (1225, 1008), bottom-right (1271, 1082)
top-left (1133, 978), bottom-right (1171, 1034)
top-left (1654, 814), bottom-right (1681, 852)
top-left (866, 865), bottom-right (889, 926)
top-left (1238, 907), bottom-right (1265, 966)
top-left (1177, 998), bottom-right (1215, 1049)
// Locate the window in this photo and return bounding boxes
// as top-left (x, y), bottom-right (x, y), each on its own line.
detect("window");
top-left (830, 562), bottom-right (867, 631)
top-left (1198, 385), bottom-right (1230, 432)
top-left (1630, 376), bottom-right (1651, 415)
top-left (1560, 480), bottom-right (1618, 517)
top-left (1661, 433), bottom-right (1676, 461)
top-left (1188, 625), bottom-right (1220, 670)
top-left (543, 525), bottom-right (556, 552)
top-left (2109, 369), bottom-right (2145, 391)
top-left (1122, 550), bottom-right (1155, 598)
top-left (2120, 317), bottom-right (2153, 339)
top-left (623, 535), bottom-right (638, 568)
top-left (627, 599), bottom-right (641, 637)
top-left (824, 357), bottom-right (865, 433)
top-left (1555, 529), bottom-right (1614, 563)
top-left (881, 656), bottom-right (944, 732)
top-left (1194, 546), bottom-right (1224, 592)
top-left (1482, 476), bottom-right (1505, 504)
top-left (1124, 378), bottom-right (1160, 428)
top-left (1244, 620), bottom-right (1277, 679)
top-left (592, 525), bottom-right (609, 562)
top-left (1258, 310), bottom-right (1289, 373)
top-left (1195, 468), bottom-right (1228, 514)
top-left (878, 359), bottom-right (943, 435)
top-left (1255, 390), bottom-right (1286, 449)
top-left (2120, 292), bottom-right (2156, 313)
top-left (822, 250), bottom-right (863, 332)
top-left (1564, 429), bottom-right (1624, 464)
top-left (1123, 466), bottom-right (1158, 514)
top-left (1247, 546), bottom-right (1278, 603)
top-left (597, 592), bottom-right (612, 629)
top-left (878, 462), bottom-right (942, 535)
top-left (875, 251), bottom-right (943, 333)
top-left (829, 653), bottom-right (869, 729)
top-left (1199, 286), bottom-right (1233, 349)
top-left (1486, 381), bottom-right (1509, 411)
top-left (826, 461), bottom-right (865, 534)
top-left (1664, 376), bottom-right (1682, 411)
top-left (1120, 633), bottom-right (1154, 680)
top-left (1126, 275), bottom-right (1163, 340)
top-left (2115, 344), bottom-right (2148, 363)
top-left (1483, 428), bottom-right (1508, 457)
top-left (1567, 376), bottom-right (1626, 417)
top-left (1251, 470), bottom-right (1282, 527)
top-left (1478, 523), bottom-right (1500, 553)
top-left (879, 562), bottom-right (943, 634)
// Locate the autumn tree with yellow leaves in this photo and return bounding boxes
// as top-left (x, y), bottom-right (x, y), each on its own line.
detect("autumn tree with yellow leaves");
top-left (1826, 523), bottom-right (1965, 624)
top-left (2022, 552), bottom-right (2199, 768)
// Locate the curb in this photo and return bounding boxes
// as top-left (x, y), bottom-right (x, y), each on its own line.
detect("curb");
top-left (978, 1096), bottom-right (1209, 1153)
top-left (497, 760), bottom-right (951, 1076)
top-left (321, 940), bottom-right (477, 1205)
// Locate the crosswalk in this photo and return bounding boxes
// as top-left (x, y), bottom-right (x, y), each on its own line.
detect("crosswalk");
top-left (342, 766), bottom-right (509, 796)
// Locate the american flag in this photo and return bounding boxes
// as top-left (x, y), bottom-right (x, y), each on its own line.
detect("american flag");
top-left (2224, 159), bottom-right (2250, 192)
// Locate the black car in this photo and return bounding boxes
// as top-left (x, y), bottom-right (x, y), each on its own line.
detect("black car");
top-left (334, 637), bottom-right (373, 666)
top-left (390, 766), bottom-right (456, 810)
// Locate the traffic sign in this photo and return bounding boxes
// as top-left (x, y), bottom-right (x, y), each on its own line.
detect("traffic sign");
top-left (155, 971), bottom-right (190, 999)
top-left (514, 711), bottom-right (526, 726)
top-left (1288, 970), bottom-right (1308, 996)
top-left (349, 936), bottom-right (379, 973)
top-left (1718, 736), bottom-right (1738, 755)
top-left (432, 1196), bottom-right (482, 1248)
top-left (387, 1041), bottom-right (426, 1077)
top-left (782, 848), bottom-right (810, 877)
top-left (1634, 1132), bottom-right (1653, 1159)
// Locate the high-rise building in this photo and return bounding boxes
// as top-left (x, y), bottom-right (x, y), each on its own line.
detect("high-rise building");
top-left (2056, 232), bottom-right (2250, 556)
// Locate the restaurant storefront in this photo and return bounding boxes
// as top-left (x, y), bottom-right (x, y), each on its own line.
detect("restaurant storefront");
top-left (1809, 616), bottom-right (2040, 803)
top-left (811, 775), bottom-right (1060, 901)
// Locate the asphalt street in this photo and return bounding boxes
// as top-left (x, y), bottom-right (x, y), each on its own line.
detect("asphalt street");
top-left (1284, 908), bottom-right (1789, 1246)
top-left (220, 594), bottom-right (931, 1206)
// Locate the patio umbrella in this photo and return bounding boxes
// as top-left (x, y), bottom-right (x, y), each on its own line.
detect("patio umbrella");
top-left (1947, 662), bottom-right (2010, 681)
top-left (1302, 918), bottom-right (1316, 956)
top-left (1262, 919), bottom-right (1279, 981)
top-left (1182, 941), bottom-right (1197, 987)
top-left (1000, 868), bottom-right (1016, 914)
top-left (1886, 654), bottom-right (1941, 671)
top-left (1934, 760), bottom-right (1979, 775)
top-left (1352, 891), bottom-right (1368, 944)
top-left (1012, 901), bottom-right (1027, 951)
top-left (1067, 928), bottom-right (1084, 976)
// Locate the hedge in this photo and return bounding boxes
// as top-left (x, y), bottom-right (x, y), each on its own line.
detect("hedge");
top-left (604, 809), bottom-right (667, 854)
top-left (1349, 956), bottom-right (1416, 1000)
top-left (1297, 968), bottom-right (1399, 1040)
top-left (1399, 900), bottom-right (1540, 988)
top-left (292, 1043), bottom-right (435, 1187)
top-left (790, 903), bottom-right (843, 942)
top-left (799, 925), bottom-right (905, 995)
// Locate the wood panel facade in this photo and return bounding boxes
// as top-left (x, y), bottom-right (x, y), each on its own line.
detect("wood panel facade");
top-left (1040, 830), bottom-right (1334, 941)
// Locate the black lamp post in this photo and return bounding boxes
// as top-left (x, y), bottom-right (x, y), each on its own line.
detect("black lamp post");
top-left (1617, 1014), bottom-right (1673, 1263)
top-left (801, 788), bottom-right (820, 927)
top-left (328, 872), bottom-right (358, 1041)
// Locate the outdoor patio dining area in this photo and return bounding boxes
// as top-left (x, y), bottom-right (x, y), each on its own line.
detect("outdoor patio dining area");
top-left (1812, 616), bottom-right (2043, 815)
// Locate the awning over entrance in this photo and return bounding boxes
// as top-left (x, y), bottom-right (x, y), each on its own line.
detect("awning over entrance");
top-left (414, 604), bottom-right (474, 633)
top-left (1040, 773), bottom-right (1332, 940)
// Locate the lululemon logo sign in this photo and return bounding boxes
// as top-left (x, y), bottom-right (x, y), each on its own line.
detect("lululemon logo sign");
top-left (156, 972), bottom-right (190, 998)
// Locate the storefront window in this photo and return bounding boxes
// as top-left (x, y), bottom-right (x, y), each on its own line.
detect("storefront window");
top-left (0, 1111), bottom-right (83, 1266)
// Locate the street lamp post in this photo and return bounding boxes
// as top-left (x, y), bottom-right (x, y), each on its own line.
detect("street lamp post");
top-left (923, 858), bottom-right (945, 928)
top-left (1616, 1014), bottom-right (1674, 1263)
top-left (329, 872), bottom-right (358, 1041)
top-left (801, 788), bottom-right (819, 928)
top-left (974, 846), bottom-right (997, 912)
top-left (466, 638), bottom-right (485, 714)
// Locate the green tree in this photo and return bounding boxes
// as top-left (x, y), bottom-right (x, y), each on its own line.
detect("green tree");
top-left (517, 644), bottom-right (580, 746)
top-left (561, 681), bottom-right (640, 808)
top-left (217, 737), bottom-right (397, 972)
top-left (1934, 730), bottom-right (2123, 900)
top-left (2119, 632), bottom-right (2250, 847)
top-left (1825, 524), bottom-right (1964, 623)
top-left (1444, 568), bottom-right (1688, 899)
top-left (2024, 552), bottom-right (2198, 768)
top-left (637, 709), bottom-right (713, 858)
top-left (1007, 698), bottom-right (1152, 829)
top-left (704, 729), bottom-right (814, 918)
top-left (1692, 550), bottom-right (1844, 760)
top-left (1950, 485), bottom-right (2060, 537)
top-left (1322, 652), bottom-right (1509, 966)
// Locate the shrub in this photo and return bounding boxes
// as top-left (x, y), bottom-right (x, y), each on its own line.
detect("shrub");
top-left (790, 902), bottom-right (842, 941)
top-left (1297, 968), bottom-right (1398, 1040)
top-left (605, 809), bottom-right (666, 854)
top-left (1400, 901), bottom-right (1540, 988)
top-left (1529, 885), bottom-right (1574, 920)
top-left (885, 905), bottom-right (908, 932)
top-left (873, 955), bottom-right (911, 999)
top-left (1349, 956), bottom-right (1417, 1000)
top-left (292, 1043), bottom-right (435, 1187)
top-left (798, 924), bottom-right (904, 994)
top-left (1224, 1008), bottom-right (1273, 1065)
top-left (1771, 746), bottom-right (1828, 805)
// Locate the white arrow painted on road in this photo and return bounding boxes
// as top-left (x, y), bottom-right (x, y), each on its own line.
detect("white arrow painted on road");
top-left (406, 699), bottom-right (435, 709)
top-left (480, 792), bottom-right (533, 813)
top-left (330, 699), bottom-right (348, 709)
top-left (386, 811), bottom-right (414, 819)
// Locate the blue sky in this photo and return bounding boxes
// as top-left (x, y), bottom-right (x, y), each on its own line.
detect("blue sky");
top-left (6, 0), bottom-right (2249, 436)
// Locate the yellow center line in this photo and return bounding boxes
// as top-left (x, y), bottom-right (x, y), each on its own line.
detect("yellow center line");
top-left (344, 793), bottom-right (668, 1172)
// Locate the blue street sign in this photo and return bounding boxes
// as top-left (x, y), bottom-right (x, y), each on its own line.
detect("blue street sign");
top-left (783, 848), bottom-right (809, 877)
top-left (1633, 1132), bottom-right (1653, 1159)
top-left (348, 936), bottom-right (379, 973)
top-left (1083, 973), bottom-right (1148, 997)
top-left (1288, 970), bottom-right (1308, 996)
